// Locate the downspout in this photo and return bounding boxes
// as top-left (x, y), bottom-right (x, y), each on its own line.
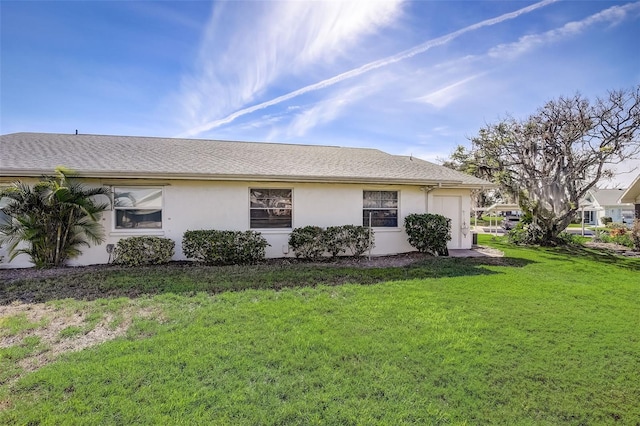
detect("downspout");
top-left (420, 186), bottom-right (436, 213)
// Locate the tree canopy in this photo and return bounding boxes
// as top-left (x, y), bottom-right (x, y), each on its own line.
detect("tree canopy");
top-left (452, 86), bottom-right (640, 245)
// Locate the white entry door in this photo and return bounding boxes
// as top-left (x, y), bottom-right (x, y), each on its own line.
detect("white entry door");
top-left (432, 196), bottom-right (461, 249)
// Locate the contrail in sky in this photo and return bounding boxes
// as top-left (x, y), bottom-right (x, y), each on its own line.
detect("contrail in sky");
top-left (180, 0), bottom-right (559, 137)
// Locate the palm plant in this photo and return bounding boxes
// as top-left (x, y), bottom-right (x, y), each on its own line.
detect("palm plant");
top-left (0, 168), bottom-right (110, 268)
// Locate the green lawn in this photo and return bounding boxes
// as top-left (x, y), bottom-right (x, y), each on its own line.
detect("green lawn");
top-left (1, 236), bottom-right (639, 425)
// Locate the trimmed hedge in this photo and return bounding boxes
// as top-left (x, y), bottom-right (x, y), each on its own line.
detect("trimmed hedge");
top-left (182, 230), bottom-right (269, 265)
top-left (289, 225), bottom-right (375, 260)
top-left (113, 236), bottom-right (175, 266)
top-left (288, 226), bottom-right (325, 260)
top-left (404, 213), bottom-right (451, 256)
top-left (325, 225), bottom-right (374, 258)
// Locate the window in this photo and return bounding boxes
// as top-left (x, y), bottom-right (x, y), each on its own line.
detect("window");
top-left (114, 187), bottom-right (162, 229)
top-left (250, 189), bottom-right (292, 228)
top-left (363, 190), bottom-right (398, 227)
top-left (584, 211), bottom-right (595, 224)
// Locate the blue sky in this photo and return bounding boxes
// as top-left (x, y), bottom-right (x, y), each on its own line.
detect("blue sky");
top-left (2, 0), bottom-right (639, 186)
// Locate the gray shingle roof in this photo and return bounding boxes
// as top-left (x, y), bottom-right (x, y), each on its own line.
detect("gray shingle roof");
top-left (589, 188), bottom-right (632, 207)
top-left (0, 132), bottom-right (491, 187)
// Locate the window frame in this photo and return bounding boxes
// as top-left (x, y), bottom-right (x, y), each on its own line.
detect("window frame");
top-left (112, 186), bottom-right (164, 231)
top-left (363, 190), bottom-right (399, 228)
top-left (249, 188), bottom-right (293, 230)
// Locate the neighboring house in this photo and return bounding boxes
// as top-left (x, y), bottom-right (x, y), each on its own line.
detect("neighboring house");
top-left (0, 132), bottom-right (491, 268)
top-left (580, 188), bottom-right (634, 226)
top-left (619, 174), bottom-right (640, 220)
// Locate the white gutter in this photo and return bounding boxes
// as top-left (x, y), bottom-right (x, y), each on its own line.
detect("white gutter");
top-left (1, 169), bottom-right (491, 189)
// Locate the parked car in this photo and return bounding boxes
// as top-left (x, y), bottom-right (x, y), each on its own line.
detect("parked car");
top-left (501, 215), bottom-right (521, 230)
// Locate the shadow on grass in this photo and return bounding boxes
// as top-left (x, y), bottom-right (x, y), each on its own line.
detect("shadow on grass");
top-left (535, 245), bottom-right (640, 272)
top-left (485, 235), bottom-right (640, 272)
top-left (0, 256), bottom-right (533, 305)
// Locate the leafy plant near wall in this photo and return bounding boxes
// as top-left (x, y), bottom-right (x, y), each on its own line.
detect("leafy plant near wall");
top-left (289, 225), bottom-right (375, 260)
top-left (404, 214), bottom-right (451, 256)
top-left (182, 230), bottom-right (269, 265)
top-left (322, 226), bottom-right (349, 258)
top-left (0, 167), bottom-right (110, 268)
top-left (112, 236), bottom-right (175, 266)
top-left (288, 226), bottom-right (325, 260)
top-left (324, 225), bottom-right (374, 258)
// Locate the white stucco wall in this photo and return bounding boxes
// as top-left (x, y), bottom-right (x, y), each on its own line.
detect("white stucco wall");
top-left (592, 205), bottom-right (635, 226)
top-left (0, 179), bottom-right (473, 268)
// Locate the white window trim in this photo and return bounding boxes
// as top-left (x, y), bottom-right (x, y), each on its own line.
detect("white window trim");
top-left (112, 186), bottom-right (164, 233)
top-left (249, 188), bottom-right (293, 230)
top-left (363, 190), bottom-right (400, 228)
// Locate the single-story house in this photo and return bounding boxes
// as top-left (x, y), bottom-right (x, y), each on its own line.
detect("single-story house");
top-left (580, 187), bottom-right (634, 226)
top-left (619, 174), bottom-right (640, 220)
top-left (0, 132), bottom-right (491, 268)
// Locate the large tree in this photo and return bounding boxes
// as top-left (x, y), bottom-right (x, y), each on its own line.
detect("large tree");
top-left (0, 168), bottom-right (111, 268)
top-left (465, 86), bottom-right (640, 245)
top-left (441, 145), bottom-right (505, 218)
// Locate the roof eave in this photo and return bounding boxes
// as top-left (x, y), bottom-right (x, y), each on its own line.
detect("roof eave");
top-left (619, 174), bottom-right (640, 203)
top-left (1, 169), bottom-right (492, 188)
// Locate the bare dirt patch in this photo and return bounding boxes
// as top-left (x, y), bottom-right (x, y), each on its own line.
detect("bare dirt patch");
top-left (0, 302), bottom-right (160, 382)
top-left (0, 264), bottom-right (116, 285)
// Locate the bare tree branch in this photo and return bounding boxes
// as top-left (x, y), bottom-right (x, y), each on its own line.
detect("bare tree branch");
top-left (466, 86), bottom-right (640, 244)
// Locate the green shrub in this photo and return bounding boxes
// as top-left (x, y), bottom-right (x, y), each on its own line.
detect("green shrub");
top-left (323, 225), bottom-right (375, 258)
top-left (555, 232), bottom-right (584, 247)
top-left (182, 230), bottom-right (268, 265)
top-left (601, 216), bottom-right (613, 225)
top-left (288, 226), bottom-right (325, 260)
top-left (592, 228), bottom-right (607, 243)
top-left (404, 214), bottom-right (451, 256)
top-left (612, 233), bottom-right (634, 248)
top-left (323, 226), bottom-right (349, 258)
top-left (342, 225), bottom-right (375, 257)
top-left (631, 219), bottom-right (640, 251)
top-left (596, 232), bottom-right (608, 243)
top-left (596, 230), bottom-right (634, 248)
top-left (507, 222), bottom-right (545, 245)
top-left (113, 236), bottom-right (175, 266)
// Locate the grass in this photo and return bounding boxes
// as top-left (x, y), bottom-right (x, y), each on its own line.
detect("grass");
top-left (1, 235), bottom-right (639, 424)
top-left (0, 313), bottom-right (46, 337)
top-left (0, 257), bottom-right (530, 304)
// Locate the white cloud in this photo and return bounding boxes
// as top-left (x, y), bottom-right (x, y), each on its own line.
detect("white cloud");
top-left (177, 0), bottom-right (558, 138)
top-left (175, 1), bottom-right (403, 135)
top-left (400, 1), bottom-right (640, 117)
top-left (414, 73), bottom-right (484, 108)
top-left (488, 1), bottom-right (640, 59)
top-left (269, 84), bottom-right (373, 139)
